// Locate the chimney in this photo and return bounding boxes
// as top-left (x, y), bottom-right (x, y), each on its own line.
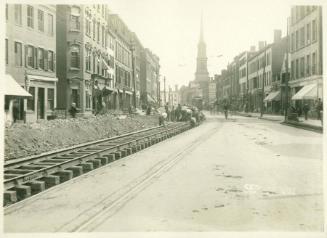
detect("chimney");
top-left (274, 29), bottom-right (282, 43)
top-left (250, 45), bottom-right (256, 52)
top-left (258, 41), bottom-right (266, 50)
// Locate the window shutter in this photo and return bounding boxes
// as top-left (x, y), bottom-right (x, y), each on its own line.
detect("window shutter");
top-left (25, 45), bottom-right (28, 67)
top-left (53, 52), bottom-right (56, 72)
top-left (44, 50), bottom-right (48, 71)
top-left (34, 47), bottom-right (38, 69)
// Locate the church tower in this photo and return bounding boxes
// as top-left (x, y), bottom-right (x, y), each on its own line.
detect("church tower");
top-left (195, 14), bottom-right (209, 82)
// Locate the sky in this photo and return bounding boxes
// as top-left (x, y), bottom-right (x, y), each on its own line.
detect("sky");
top-left (107, 0), bottom-right (292, 89)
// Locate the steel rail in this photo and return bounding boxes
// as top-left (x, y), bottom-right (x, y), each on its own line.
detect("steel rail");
top-left (4, 123), bottom-right (189, 190)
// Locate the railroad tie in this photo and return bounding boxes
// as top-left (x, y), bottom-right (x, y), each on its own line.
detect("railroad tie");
top-left (120, 149), bottom-right (127, 158)
top-left (87, 159), bottom-right (101, 169)
top-left (10, 185), bottom-right (31, 200)
top-left (66, 166), bottom-right (84, 177)
top-left (126, 148), bottom-right (132, 155)
top-left (102, 154), bottom-right (115, 163)
top-left (54, 170), bottom-right (74, 183)
top-left (80, 162), bottom-right (94, 173)
top-left (25, 180), bottom-right (46, 195)
top-left (4, 191), bottom-right (17, 205)
top-left (39, 175), bottom-right (60, 189)
top-left (95, 157), bottom-right (108, 166)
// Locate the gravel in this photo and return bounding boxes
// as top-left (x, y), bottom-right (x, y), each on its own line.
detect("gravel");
top-left (4, 113), bottom-right (159, 160)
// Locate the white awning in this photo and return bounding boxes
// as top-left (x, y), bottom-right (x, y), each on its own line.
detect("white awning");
top-left (147, 94), bottom-right (156, 103)
top-left (292, 84), bottom-right (317, 100)
top-left (125, 90), bottom-right (133, 95)
top-left (264, 91), bottom-right (281, 102)
top-left (4, 74), bottom-right (32, 97)
top-left (28, 75), bottom-right (58, 82)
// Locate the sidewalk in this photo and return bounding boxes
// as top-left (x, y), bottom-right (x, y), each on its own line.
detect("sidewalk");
top-left (235, 111), bottom-right (323, 133)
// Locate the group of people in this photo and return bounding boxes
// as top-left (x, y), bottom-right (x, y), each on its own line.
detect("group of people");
top-left (289, 98), bottom-right (323, 123)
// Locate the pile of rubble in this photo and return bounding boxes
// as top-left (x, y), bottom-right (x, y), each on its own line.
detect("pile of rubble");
top-left (4, 114), bottom-right (159, 160)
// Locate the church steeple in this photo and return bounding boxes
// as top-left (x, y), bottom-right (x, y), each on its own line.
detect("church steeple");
top-left (195, 14), bottom-right (209, 82)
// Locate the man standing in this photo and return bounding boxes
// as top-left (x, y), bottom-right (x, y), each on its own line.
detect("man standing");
top-left (315, 98), bottom-right (323, 120)
top-left (223, 102), bottom-right (229, 120)
top-left (69, 103), bottom-right (78, 118)
top-left (303, 103), bottom-right (310, 120)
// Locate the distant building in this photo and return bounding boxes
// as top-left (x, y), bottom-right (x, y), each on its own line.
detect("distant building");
top-left (208, 78), bottom-right (217, 105)
top-left (5, 4), bottom-right (57, 122)
top-left (140, 49), bottom-right (160, 107)
top-left (168, 85), bottom-right (180, 107)
top-left (289, 6), bottom-right (323, 110)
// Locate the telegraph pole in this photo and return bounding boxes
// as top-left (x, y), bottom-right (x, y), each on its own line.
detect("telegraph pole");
top-left (260, 45), bottom-right (266, 118)
top-left (164, 76), bottom-right (166, 104)
top-left (284, 18), bottom-right (290, 121)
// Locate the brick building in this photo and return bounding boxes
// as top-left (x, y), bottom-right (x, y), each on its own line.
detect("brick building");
top-left (5, 4), bottom-right (57, 122)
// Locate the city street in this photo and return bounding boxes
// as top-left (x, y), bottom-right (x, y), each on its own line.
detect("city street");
top-left (4, 114), bottom-right (323, 232)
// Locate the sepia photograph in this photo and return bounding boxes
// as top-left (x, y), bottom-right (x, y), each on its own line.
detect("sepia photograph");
top-left (1, 0), bottom-right (326, 236)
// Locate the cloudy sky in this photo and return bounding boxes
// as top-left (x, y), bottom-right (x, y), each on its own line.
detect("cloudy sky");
top-left (107, 0), bottom-right (292, 89)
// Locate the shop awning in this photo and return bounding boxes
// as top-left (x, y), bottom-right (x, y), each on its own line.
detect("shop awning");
top-left (292, 84), bottom-right (317, 100)
top-left (27, 74), bottom-right (58, 82)
top-left (125, 90), bottom-right (133, 95)
top-left (264, 91), bottom-right (281, 102)
top-left (4, 74), bottom-right (32, 98)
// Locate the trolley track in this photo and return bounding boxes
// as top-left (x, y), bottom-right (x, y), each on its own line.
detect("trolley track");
top-left (3, 122), bottom-right (190, 206)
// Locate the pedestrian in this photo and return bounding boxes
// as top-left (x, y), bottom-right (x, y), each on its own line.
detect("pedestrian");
top-left (146, 105), bottom-right (151, 115)
top-left (303, 103), bottom-right (310, 120)
top-left (223, 102), bottom-right (229, 120)
top-left (315, 98), bottom-right (323, 120)
top-left (69, 102), bottom-right (78, 118)
top-left (12, 100), bottom-right (19, 123)
top-left (171, 106), bottom-right (175, 121)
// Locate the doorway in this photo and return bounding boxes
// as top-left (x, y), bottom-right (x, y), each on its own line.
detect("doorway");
top-left (37, 87), bottom-right (45, 119)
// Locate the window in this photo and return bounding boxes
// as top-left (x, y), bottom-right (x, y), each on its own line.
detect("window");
top-left (291, 33), bottom-right (295, 52)
top-left (14, 42), bottom-right (22, 66)
top-left (306, 23), bottom-right (311, 44)
top-left (312, 19), bottom-right (317, 41)
top-left (27, 87), bottom-right (35, 111)
top-left (48, 14), bottom-right (54, 36)
top-left (38, 10), bottom-right (44, 32)
top-left (295, 59), bottom-right (299, 79)
top-left (27, 5), bottom-right (34, 28)
top-left (5, 39), bottom-right (8, 64)
top-left (93, 19), bottom-right (96, 40)
top-left (86, 91), bottom-right (91, 109)
top-left (85, 48), bottom-right (91, 71)
top-left (15, 5), bottom-right (22, 25)
top-left (97, 22), bottom-right (100, 42)
top-left (85, 18), bottom-right (91, 36)
top-left (102, 25), bottom-right (105, 47)
top-left (291, 61), bottom-right (294, 80)
top-left (300, 57), bottom-right (304, 78)
top-left (295, 30), bottom-right (299, 49)
top-left (70, 45), bottom-right (80, 68)
top-left (71, 15), bottom-right (80, 30)
top-left (306, 54), bottom-right (311, 76)
top-left (300, 27), bottom-right (305, 47)
top-left (38, 48), bottom-right (44, 69)
top-left (312, 52), bottom-right (316, 74)
top-left (6, 4), bottom-right (8, 20)
top-left (26, 45), bottom-right (35, 68)
top-left (48, 50), bottom-right (54, 71)
top-left (47, 88), bottom-right (54, 110)
top-left (93, 54), bottom-right (96, 73)
top-left (96, 56), bottom-right (100, 74)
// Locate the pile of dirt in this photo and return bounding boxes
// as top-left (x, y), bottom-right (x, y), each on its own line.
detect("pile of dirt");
top-left (4, 114), bottom-right (159, 160)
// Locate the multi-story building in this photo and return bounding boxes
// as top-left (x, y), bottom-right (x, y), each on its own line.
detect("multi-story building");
top-left (208, 78), bottom-right (217, 105)
top-left (248, 32), bottom-right (287, 113)
top-left (108, 14), bottom-right (134, 111)
top-left (168, 85), bottom-right (180, 107)
top-left (131, 32), bottom-right (144, 108)
top-left (5, 4), bottom-right (57, 122)
top-left (289, 6), bottom-right (323, 109)
top-left (56, 4), bottom-right (114, 116)
top-left (140, 48), bottom-right (160, 107)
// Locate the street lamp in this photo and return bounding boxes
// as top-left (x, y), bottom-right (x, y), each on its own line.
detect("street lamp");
top-left (130, 39), bottom-right (137, 109)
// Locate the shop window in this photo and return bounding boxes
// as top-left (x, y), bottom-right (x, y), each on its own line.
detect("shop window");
top-left (47, 88), bottom-right (54, 110)
top-left (15, 42), bottom-right (23, 66)
top-left (27, 87), bottom-right (35, 111)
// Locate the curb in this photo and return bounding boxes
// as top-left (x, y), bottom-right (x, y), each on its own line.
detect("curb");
top-left (281, 121), bottom-right (323, 133)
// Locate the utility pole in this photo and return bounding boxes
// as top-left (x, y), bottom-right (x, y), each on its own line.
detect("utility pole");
top-left (164, 76), bottom-right (166, 104)
top-left (260, 45), bottom-right (266, 118)
top-left (284, 17), bottom-right (290, 121)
